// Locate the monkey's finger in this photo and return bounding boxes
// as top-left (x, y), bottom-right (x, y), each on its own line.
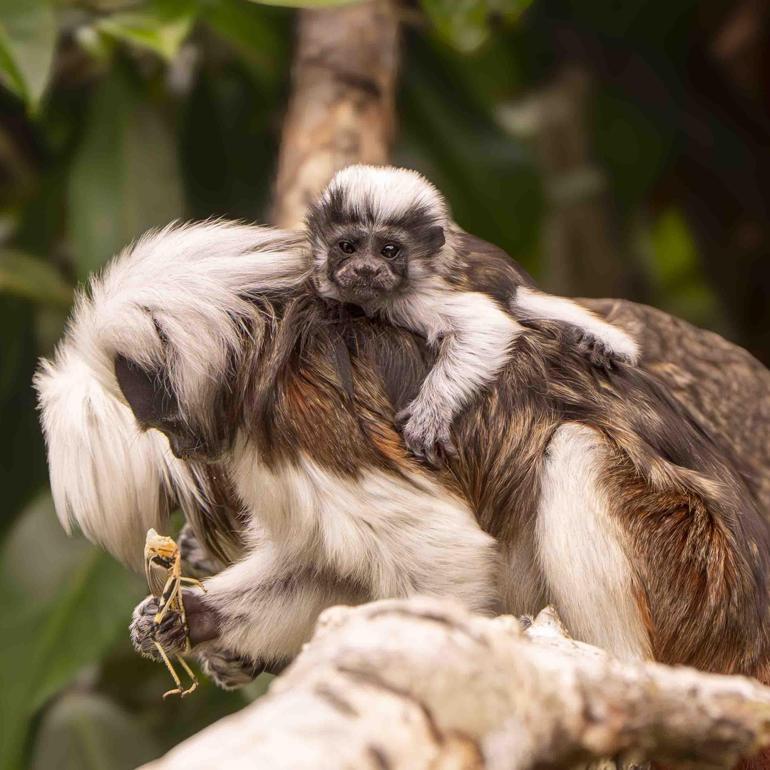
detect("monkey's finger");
top-left (394, 407), bottom-right (412, 428)
top-left (601, 355), bottom-right (618, 373)
top-left (440, 436), bottom-right (458, 460)
top-left (423, 443), bottom-right (444, 469)
top-left (157, 611), bottom-right (181, 633)
top-left (405, 438), bottom-right (433, 467)
top-left (137, 595), bottom-right (160, 617)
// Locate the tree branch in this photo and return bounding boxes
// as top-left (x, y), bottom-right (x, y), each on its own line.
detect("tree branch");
top-left (270, 0), bottom-right (399, 229)
top-left (140, 599), bottom-right (770, 770)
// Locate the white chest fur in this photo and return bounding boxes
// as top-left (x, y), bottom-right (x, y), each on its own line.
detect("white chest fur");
top-left (230, 438), bottom-right (499, 614)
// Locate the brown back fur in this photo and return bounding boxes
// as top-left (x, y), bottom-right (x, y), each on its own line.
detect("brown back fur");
top-left (207, 290), bottom-right (770, 680)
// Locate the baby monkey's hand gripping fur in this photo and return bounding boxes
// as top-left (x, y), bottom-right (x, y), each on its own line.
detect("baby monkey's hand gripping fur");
top-left (306, 165), bottom-right (640, 464)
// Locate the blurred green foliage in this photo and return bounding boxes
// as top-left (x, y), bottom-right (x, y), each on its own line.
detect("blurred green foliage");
top-left (0, 0), bottom-right (729, 767)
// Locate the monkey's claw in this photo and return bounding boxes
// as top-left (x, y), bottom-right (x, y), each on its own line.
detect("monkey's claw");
top-left (570, 329), bottom-right (631, 371)
top-left (396, 404), bottom-right (458, 468)
top-left (196, 648), bottom-right (267, 691)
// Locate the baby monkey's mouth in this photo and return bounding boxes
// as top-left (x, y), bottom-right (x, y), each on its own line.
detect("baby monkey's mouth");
top-left (331, 261), bottom-right (401, 303)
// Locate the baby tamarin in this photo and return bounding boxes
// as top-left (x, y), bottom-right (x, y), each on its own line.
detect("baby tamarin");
top-left (306, 165), bottom-right (639, 464)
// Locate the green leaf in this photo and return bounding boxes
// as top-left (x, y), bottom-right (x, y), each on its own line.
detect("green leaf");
top-left (68, 65), bottom-right (184, 279)
top-left (30, 693), bottom-right (160, 770)
top-left (420, 0), bottom-right (533, 53)
top-left (200, 0), bottom-right (289, 83)
top-left (0, 495), bottom-right (144, 770)
top-left (95, 0), bottom-right (198, 61)
top-left (0, 249), bottom-right (72, 308)
top-left (0, 0), bottom-right (57, 109)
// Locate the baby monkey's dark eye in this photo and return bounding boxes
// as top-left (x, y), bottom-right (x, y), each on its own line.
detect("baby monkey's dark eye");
top-left (381, 244), bottom-right (400, 259)
top-left (338, 240), bottom-right (355, 254)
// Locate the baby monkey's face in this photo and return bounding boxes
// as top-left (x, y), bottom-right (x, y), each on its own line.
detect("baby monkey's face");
top-left (324, 226), bottom-right (409, 304)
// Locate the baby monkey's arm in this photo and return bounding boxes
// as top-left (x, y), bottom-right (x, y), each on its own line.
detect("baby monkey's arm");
top-left (397, 291), bottom-right (523, 465)
top-left (397, 285), bottom-right (639, 465)
top-left (450, 232), bottom-right (639, 368)
top-left (513, 286), bottom-right (640, 368)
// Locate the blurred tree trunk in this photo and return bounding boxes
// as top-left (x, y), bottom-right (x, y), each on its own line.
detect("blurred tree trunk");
top-left (540, 5), bottom-right (770, 363)
top-left (527, 68), bottom-right (629, 299)
top-left (270, 0), bottom-right (399, 229)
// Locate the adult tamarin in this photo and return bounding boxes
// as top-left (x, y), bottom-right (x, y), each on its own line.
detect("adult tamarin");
top-left (35, 223), bottom-right (770, 767)
top-left (306, 165), bottom-right (640, 463)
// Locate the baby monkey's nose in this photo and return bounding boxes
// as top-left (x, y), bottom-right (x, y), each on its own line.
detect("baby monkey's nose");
top-left (352, 262), bottom-right (384, 280)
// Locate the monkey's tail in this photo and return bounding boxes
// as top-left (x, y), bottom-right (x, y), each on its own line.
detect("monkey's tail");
top-left (34, 341), bottom-right (187, 571)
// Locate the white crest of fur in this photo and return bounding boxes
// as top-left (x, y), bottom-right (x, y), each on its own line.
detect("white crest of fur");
top-left (71, 221), bottom-right (310, 420)
top-left (323, 165), bottom-right (450, 226)
top-left (35, 346), bottom-right (189, 568)
top-left (35, 221), bottom-right (311, 567)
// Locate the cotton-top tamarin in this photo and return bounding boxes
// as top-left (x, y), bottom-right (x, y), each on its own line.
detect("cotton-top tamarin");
top-left (306, 165), bottom-right (639, 463)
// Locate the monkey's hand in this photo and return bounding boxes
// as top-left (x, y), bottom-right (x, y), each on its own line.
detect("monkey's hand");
top-left (178, 523), bottom-right (224, 578)
top-left (396, 400), bottom-right (458, 468)
top-left (130, 591), bottom-right (220, 661)
top-left (569, 327), bottom-right (637, 370)
top-left (195, 647), bottom-right (270, 691)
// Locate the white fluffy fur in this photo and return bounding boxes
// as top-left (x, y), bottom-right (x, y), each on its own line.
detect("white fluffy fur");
top-left (208, 444), bottom-right (499, 660)
top-left (36, 347), bottom-right (172, 568)
top-left (35, 221), bottom-right (310, 568)
top-left (515, 286), bottom-right (640, 364)
top-left (71, 221), bottom-right (310, 418)
top-left (383, 280), bottom-right (523, 444)
top-left (536, 423), bottom-right (651, 660)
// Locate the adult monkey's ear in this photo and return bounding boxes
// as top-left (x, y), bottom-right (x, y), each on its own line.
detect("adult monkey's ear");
top-left (426, 226), bottom-right (446, 252)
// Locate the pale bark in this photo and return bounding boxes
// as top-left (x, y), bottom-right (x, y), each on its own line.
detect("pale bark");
top-left (270, 0), bottom-right (399, 229)
top-left (141, 599), bottom-right (770, 770)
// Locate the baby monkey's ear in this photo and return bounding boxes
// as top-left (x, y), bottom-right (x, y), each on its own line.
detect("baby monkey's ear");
top-left (426, 226), bottom-right (446, 252)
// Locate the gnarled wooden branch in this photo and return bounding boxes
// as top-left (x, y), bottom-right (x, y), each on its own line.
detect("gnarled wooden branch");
top-left (141, 599), bottom-right (770, 770)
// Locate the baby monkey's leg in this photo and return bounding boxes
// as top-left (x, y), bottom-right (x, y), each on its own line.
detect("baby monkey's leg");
top-left (514, 287), bottom-right (640, 367)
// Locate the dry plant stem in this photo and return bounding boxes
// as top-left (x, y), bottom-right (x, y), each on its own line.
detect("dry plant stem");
top-left (140, 599), bottom-right (770, 770)
top-left (271, 0), bottom-right (399, 229)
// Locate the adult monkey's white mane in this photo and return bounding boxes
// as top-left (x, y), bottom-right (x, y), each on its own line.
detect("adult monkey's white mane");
top-left (34, 221), bottom-right (310, 567)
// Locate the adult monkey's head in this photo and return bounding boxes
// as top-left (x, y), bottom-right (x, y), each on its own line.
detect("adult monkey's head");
top-left (100, 222), bottom-right (308, 461)
top-left (34, 221), bottom-right (311, 565)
